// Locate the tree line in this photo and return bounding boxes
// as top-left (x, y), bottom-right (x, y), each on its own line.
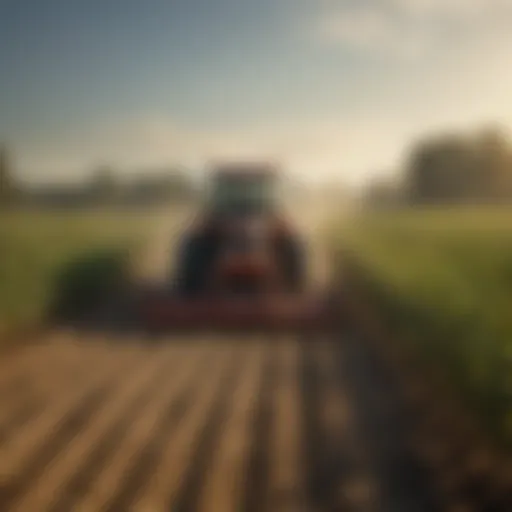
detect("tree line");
top-left (365, 126), bottom-right (512, 207)
top-left (0, 147), bottom-right (198, 209)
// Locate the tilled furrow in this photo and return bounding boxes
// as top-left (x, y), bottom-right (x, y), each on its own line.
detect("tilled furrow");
top-left (8, 344), bottom-right (179, 512)
top-left (0, 338), bottom-right (88, 402)
top-left (0, 395), bottom-right (48, 451)
top-left (195, 341), bottom-right (264, 512)
top-left (73, 341), bottom-right (217, 512)
top-left (0, 343), bottom-right (61, 392)
top-left (313, 340), bottom-right (376, 512)
top-left (0, 345), bottom-right (138, 485)
top-left (339, 335), bottom-right (444, 512)
top-left (0, 334), bottom-right (452, 512)
top-left (49, 359), bottom-right (194, 512)
top-left (132, 342), bottom-right (242, 512)
top-left (267, 337), bottom-right (306, 512)
top-left (240, 340), bottom-right (276, 512)
top-left (0, 346), bottom-right (106, 439)
top-left (103, 346), bottom-right (215, 512)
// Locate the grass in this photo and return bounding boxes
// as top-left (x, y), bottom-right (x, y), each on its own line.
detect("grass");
top-left (0, 208), bottom-right (157, 339)
top-left (332, 207), bottom-right (512, 445)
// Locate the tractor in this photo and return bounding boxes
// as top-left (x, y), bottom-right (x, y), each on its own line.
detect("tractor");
top-left (139, 162), bottom-right (335, 333)
top-left (174, 163), bottom-right (305, 296)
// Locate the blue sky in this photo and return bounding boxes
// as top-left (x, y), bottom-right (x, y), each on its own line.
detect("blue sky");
top-left (2, 0), bottom-right (512, 186)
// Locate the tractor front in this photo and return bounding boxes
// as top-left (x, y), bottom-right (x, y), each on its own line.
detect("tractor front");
top-left (139, 162), bottom-right (336, 334)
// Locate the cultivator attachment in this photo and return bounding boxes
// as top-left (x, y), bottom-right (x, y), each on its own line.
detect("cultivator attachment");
top-left (138, 291), bottom-right (337, 335)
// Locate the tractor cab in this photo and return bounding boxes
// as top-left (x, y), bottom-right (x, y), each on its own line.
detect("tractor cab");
top-left (206, 164), bottom-right (278, 218)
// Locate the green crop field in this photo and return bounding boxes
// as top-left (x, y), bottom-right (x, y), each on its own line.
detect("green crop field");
top-left (333, 207), bottom-right (512, 444)
top-left (0, 209), bottom-right (158, 341)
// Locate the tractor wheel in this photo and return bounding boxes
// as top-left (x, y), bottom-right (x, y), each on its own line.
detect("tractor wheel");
top-left (173, 234), bottom-right (219, 296)
top-left (276, 235), bottom-right (306, 292)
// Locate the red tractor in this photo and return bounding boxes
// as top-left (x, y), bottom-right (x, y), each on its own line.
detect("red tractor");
top-left (140, 163), bottom-right (334, 333)
top-left (175, 163), bottom-right (305, 295)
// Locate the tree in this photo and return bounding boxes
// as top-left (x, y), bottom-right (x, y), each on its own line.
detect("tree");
top-left (475, 128), bottom-right (512, 201)
top-left (0, 145), bottom-right (16, 207)
top-left (364, 176), bottom-right (402, 208)
top-left (88, 165), bottom-right (119, 203)
top-left (404, 127), bottom-right (512, 204)
top-left (126, 168), bottom-right (198, 205)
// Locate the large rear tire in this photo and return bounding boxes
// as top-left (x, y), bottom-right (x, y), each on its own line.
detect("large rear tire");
top-left (173, 233), bottom-right (219, 296)
top-left (276, 235), bottom-right (306, 293)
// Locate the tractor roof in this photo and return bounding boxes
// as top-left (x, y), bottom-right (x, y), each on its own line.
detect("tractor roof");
top-left (211, 162), bottom-right (279, 180)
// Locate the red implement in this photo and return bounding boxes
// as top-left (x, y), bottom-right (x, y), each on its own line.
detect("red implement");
top-left (139, 293), bottom-right (335, 333)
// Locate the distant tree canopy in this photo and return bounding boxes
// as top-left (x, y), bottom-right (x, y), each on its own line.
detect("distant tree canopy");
top-left (0, 148), bottom-right (198, 210)
top-left (124, 169), bottom-right (197, 205)
top-left (363, 177), bottom-right (402, 208)
top-left (405, 127), bottom-right (512, 204)
top-left (88, 165), bottom-right (119, 201)
top-left (0, 146), bottom-right (16, 206)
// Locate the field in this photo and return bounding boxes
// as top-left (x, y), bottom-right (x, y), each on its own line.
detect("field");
top-left (333, 207), bottom-right (512, 444)
top-left (0, 203), bottom-right (459, 512)
top-left (0, 209), bottom-right (160, 340)
top-left (1, 204), bottom-right (511, 510)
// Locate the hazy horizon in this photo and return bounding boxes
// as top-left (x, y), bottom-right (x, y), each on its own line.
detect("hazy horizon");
top-left (3, 0), bottom-right (512, 188)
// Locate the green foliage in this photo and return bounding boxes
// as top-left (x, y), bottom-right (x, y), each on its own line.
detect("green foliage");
top-left (51, 248), bottom-right (128, 319)
top-left (88, 165), bottom-right (120, 203)
top-left (0, 211), bottom-right (149, 337)
top-left (404, 127), bottom-right (512, 204)
top-left (335, 208), bottom-right (512, 445)
top-left (0, 146), bottom-right (16, 206)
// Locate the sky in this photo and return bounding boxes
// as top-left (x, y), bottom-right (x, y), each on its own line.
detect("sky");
top-left (2, 0), bottom-right (512, 187)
